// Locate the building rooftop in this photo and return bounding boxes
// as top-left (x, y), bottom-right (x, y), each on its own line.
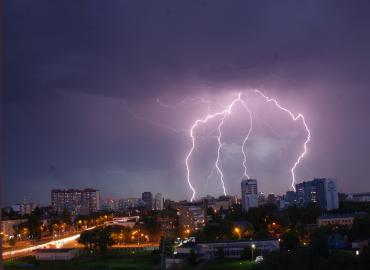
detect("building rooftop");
top-left (35, 248), bottom-right (76, 253)
top-left (318, 212), bottom-right (367, 219)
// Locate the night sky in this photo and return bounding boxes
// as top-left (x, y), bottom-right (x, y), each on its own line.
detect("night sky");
top-left (4, 1), bottom-right (370, 206)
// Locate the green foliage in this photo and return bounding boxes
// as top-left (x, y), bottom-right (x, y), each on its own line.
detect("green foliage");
top-left (203, 224), bottom-right (220, 241)
top-left (60, 208), bottom-right (72, 225)
top-left (280, 230), bottom-right (300, 251)
top-left (351, 216), bottom-right (370, 240)
top-left (360, 246), bottom-right (370, 269)
top-left (253, 229), bottom-right (270, 240)
top-left (151, 250), bottom-right (161, 264)
top-left (310, 226), bottom-right (329, 257)
top-left (287, 205), bottom-right (320, 225)
top-left (327, 250), bottom-right (361, 270)
top-left (78, 227), bottom-right (114, 252)
top-left (188, 249), bottom-right (197, 266)
top-left (159, 236), bottom-right (174, 257)
top-left (253, 251), bottom-right (305, 270)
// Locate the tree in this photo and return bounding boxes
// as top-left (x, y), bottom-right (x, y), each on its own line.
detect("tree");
top-left (351, 216), bottom-right (370, 240)
top-left (60, 208), bottom-right (72, 225)
top-left (281, 230), bottom-right (300, 251)
top-left (188, 249), bottom-right (197, 266)
top-left (159, 237), bottom-right (174, 257)
top-left (327, 250), bottom-right (361, 270)
top-left (310, 227), bottom-right (329, 257)
top-left (360, 246), bottom-right (370, 269)
top-left (9, 237), bottom-right (16, 247)
top-left (78, 227), bottom-right (114, 252)
top-left (254, 229), bottom-right (270, 240)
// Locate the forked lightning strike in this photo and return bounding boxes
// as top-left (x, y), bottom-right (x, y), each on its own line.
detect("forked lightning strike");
top-left (186, 93), bottom-right (242, 201)
top-left (254, 90), bottom-right (311, 191)
top-left (152, 90), bottom-right (311, 200)
top-left (240, 100), bottom-right (253, 179)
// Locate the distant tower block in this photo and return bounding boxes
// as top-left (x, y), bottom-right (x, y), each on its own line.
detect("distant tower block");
top-left (241, 178), bottom-right (258, 212)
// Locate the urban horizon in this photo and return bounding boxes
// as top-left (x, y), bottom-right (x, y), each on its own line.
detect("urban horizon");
top-left (3, 1), bottom-right (370, 269)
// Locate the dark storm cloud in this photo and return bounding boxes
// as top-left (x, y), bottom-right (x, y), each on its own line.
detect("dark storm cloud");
top-left (3, 0), bottom-right (370, 204)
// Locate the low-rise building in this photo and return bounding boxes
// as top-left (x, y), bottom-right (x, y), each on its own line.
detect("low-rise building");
top-left (196, 239), bottom-right (280, 259)
top-left (317, 213), bottom-right (364, 227)
top-left (346, 192), bottom-right (370, 202)
top-left (1, 219), bottom-right (27, 238)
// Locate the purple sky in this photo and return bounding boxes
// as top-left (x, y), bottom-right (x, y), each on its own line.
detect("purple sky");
top-left (3, 1), bottom-right (370, 206)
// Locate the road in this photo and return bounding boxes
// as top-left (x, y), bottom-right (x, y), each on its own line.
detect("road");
top-left (2, 227), bottom-right (96, 261)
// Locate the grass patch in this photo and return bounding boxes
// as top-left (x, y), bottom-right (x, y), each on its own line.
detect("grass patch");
top-left (203, 259), bottom-right (254, 270)
top-left (4, 250), bottom-right (158, 270)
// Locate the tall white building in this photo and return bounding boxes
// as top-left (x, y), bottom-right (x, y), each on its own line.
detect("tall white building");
top-left (154, 193), bottom-right (164, 210)
top-left (241, 179), bottom-right (258, 212)
top-left (324, 178), bottom-right (339, 211)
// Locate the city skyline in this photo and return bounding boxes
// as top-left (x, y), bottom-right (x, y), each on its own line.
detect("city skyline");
top-left (4, 1), bottom-right (370, 206)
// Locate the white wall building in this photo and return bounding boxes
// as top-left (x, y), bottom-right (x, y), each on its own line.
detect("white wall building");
top-left (154, 193), bottom-right (164, 210)
top-left (324, 178), bottom-right (339, 211)
top-left (241, 179), bottom-right (258, 212)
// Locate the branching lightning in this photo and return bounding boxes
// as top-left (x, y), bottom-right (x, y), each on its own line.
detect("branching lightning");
top-left (215, 113), bottom-right (228, 196)
top-left (254, 90), bottom-right (311, 191)
top-left (240, 100), bottom-right (253, 179)
top-left (186, 93), bottom-right (242, 201)
top-left (146, 90), bottom-right (310, 201)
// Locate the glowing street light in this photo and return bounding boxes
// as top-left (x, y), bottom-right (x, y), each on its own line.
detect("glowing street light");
top-left (251, 244), bottom-right (256, 261)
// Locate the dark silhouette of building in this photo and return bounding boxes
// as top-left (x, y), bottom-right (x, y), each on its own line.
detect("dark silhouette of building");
top-left (142, 192), bottom-right (153, 210)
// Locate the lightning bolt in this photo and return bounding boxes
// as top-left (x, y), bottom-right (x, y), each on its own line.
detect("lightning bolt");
top-left (186, 93), bottom-right (242, 201)
top-left (215, 113), bottom-right (228, 196)
top-left (240, 99), bottom-right (253, 179)
top-left (254, 90), bottom-right (311, 191)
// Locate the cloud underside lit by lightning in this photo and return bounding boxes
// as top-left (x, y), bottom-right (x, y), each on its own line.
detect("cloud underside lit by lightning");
top-left (149, 90), bottom-right (310, 201)
top-left (253, 90), bottom-right (311, 192)
top-left (185, 94), bottom-right (244, 201)
top-left (185, 90), bottom-right (310, 201)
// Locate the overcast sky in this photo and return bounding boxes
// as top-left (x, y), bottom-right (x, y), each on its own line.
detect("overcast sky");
top-left (3, 0), bottom-right (370, 206)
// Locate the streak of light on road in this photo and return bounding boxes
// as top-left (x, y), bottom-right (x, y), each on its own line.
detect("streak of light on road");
top-left (3, 227), bottom-right (96, 258)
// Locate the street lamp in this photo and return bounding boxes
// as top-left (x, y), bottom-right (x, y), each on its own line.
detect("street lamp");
top-left (251, 244), bottom-right (256, 261)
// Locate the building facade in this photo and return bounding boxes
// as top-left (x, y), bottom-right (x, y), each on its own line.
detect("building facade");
top-left (196, 239), bottom-right (280, 259)
top-left (154, 193), bottom-right (164, 210)
top-left (346, 192), bottom-right (370, 202)
top-left (241, 179), bottom-right (258, 212)
top-left (11, 203), bottom-right (37, 216)
top-left (142, 192), bottom-right (153, 210)
top-left (317, 213), bottom-right (356, 227)
top-left (51, 188), bottom-right (100, 215)
top-left (178, 203), bottom-right (205, 232)
top-left (296, 178), bottom-right (339, 210)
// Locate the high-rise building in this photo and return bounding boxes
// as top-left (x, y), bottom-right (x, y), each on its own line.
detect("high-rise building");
top-left (11, 202), bottom-right (37, 216)
top-left (101, 199), bottom-right (120, 211)
top-left (51, 188), bottom-right (100, 215)
top-left (118, 198), bottom-right (145, 210)
top-left (142, 192), bottom-right (153, 210)
top-left (295, 178), bottom-right (339, 210)
top-left (154, 193), bottom-right (164, 210)
top-left (241, 179), bottom-right (258, 212)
